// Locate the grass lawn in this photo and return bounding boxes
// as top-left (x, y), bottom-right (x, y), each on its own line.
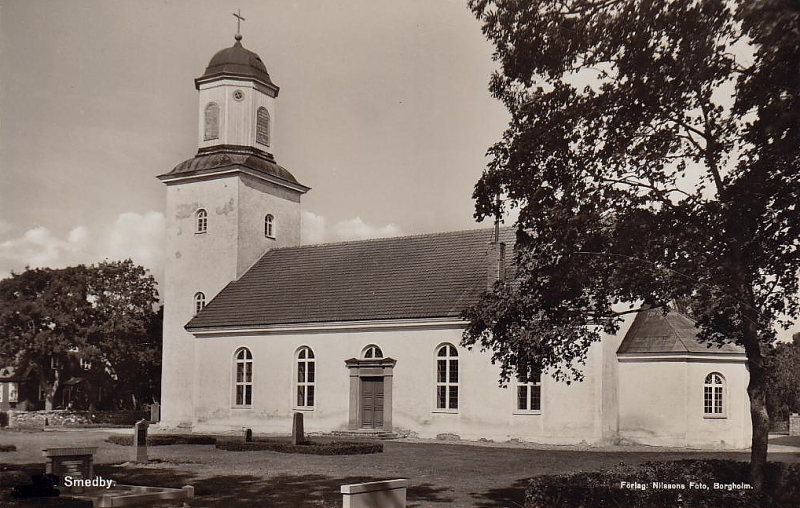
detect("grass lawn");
top-left (2, 429), bottom-right (799, 507)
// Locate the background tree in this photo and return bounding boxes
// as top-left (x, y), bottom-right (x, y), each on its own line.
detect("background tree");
top-left (0, 260), bottom-right (161, 410)
top-left (765, 334), bottom-right (800, 425)
top-left (463, 0), bottom-right (799, 488)
top-left (0, 266), bottom-right (90, 409)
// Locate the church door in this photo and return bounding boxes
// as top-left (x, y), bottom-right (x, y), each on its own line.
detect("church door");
top-left (360, 377), bottom-right (384, 429)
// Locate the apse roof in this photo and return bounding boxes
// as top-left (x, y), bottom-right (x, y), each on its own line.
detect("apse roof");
top-left (186, 227), bottom-right (515, 330)
top-left (616, 308), bottom-right (744, 355)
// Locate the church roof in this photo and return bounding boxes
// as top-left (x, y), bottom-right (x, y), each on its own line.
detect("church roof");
top-left (616, 308), bottom-right (744, 355)
top-left (158, 145), bottom-right (307, 190)
top-left (186, 227), bottom-right (515, 330)
top-left (196, 36), bottom-right (277, 91)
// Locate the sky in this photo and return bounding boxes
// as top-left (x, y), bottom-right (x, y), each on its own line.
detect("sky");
top-left (0, 0), bottom-right (509, 284)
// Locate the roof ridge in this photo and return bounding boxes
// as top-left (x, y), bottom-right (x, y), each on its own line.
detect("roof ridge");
top-left (269, 226), bottom-right (515, 252)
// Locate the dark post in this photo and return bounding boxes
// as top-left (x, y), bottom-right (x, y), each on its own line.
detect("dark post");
top-left (291, 412), bottom-right (304, 445)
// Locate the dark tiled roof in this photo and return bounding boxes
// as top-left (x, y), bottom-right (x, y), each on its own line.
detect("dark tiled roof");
top-left (617, 308), bottom-right (744, 355)
top-left (187, 228), bottom-right (514, 330)
top-left (158, 145), bottom-right (305, 188)
top-left (196, 37), bottom-right (277, 90)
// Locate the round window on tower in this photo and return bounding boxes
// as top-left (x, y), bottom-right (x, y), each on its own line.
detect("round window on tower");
top-left (233, 89), bottom-right (244, 101)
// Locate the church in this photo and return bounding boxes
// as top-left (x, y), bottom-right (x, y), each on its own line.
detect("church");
top-left (157, 32), bottom-right (752, 449)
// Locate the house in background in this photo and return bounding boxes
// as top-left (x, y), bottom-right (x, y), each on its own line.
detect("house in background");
top-left (0, 366), bottom-right (41, 411)
top-left (156, 33), bottom-right (751, 449)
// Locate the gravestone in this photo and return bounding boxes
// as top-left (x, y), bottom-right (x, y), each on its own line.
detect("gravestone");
top-left (790, 413), bottom-right (800, 437)
top-left (341, 479), bottom-right (407, 508)
top-left (133, 419), bottom-right (149, 462)
top-left (150, 403), bottom-right (160, 423)
top-left (291, 412), bottom-right (304, 445)
top-left (42, 447), bottom-right (97, 493)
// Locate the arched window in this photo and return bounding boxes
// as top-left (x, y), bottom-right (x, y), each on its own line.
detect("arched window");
top-left (264, 214), bottom-right (274, 238)
top-left (194, 292), bottom-right (206, 315)
top-left (204, 102), bottom-right (219, 141)
top-left (296, 346), bottom-right (315, 408)
top-left (704, 373), bottom-right (725, 416)
top-left (196, 209), bottom-right (208, 234)
top-left (362, 345), bottom-right (383, 359)
top-left (435, 344), bottom-right (458, 410)
top-left (516, 364), bottom-right (541, 412)
top-left (234, 348), bottom-right (253, 407)
top-left (256, 107), bottom-right (270, 146)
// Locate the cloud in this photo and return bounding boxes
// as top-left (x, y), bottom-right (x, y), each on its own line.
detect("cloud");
top-left (301, 211), bottom-right (403, 244)
top-left (105, 211), bottom-right (166, 282)
top-left (0, 212), bottom-right (166, 284)
top-left (301, 211), bottom-right (327, 245)
top-left (331, 216), bottom-right (402, 242)
top-left (0, 225), bottom-right (92, 278)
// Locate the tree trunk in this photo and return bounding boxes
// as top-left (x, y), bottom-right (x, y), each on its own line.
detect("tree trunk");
top-left (747, 360), bottom-right (770, 490)
top-left (741, 297), bottom-right (769, 490)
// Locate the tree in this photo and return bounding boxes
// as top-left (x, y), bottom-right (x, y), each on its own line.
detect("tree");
top-left (463, 0), bottom-right (799, 489)
top-left (765, 334), bottom-right (800, 424)
top-left (0, 260), bottom-right (161, 410)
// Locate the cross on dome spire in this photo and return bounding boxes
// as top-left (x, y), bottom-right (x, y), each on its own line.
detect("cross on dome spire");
top-left (233, 9), bottom-right (245, 40)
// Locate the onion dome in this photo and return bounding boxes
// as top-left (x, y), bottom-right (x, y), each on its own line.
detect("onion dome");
top-left (195, 35), bottom-right (278, 93)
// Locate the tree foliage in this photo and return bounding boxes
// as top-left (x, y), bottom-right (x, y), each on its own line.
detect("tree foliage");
top-left (463, 0), bottom-right (799, 488)
top-left (0, 260), bottom-right (161, 410)
top-left (766, 334), bottom-right (800, 423)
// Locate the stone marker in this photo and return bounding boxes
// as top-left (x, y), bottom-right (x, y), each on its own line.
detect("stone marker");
top-left (790, 413), bottom-right (800, 437)
top-left (291, 412), bottom-right (304, 445)
top-left (150, 403), bottom-right (160, 423)
top-left (341, 479), bottom-right (407, 508)
top-left (133, 419), bottom-right (149, 462)
top-left (42, 447), bottom-right (97, 493)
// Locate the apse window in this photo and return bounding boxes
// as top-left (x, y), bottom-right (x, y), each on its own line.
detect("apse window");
top-left (234, 348), bottom-right (253, 407)
top-left (296, 346), bottom-right (315, 409)
top-left (196, 209), bottom-right (208, 234)
top-left (703, 372), bottom-right (725, 417)
top-left (265, 214), bottom-right (274, 238)
top-left (193, 292), bottom-right (206, 315)
top-left (204, 102), bottom-right (219, 141)
top-left (435, 344), bottom-right (459, 411)
top-left (256, 107), bottom-right (270, 146)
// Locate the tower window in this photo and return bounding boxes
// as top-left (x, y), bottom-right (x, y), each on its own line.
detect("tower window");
top-left (234, 348), bottom-right (253, 407)
top-left (296, 346), bottom-right (315, 409)
top-left (435, 344), bottom-right (459, 410)
top-left (204, 102), bottom-right (219, 141)
top-left (196, 209), bottom-right (208, 234)
top-left (256, 107), bottom-right (270, 146)
top-left (265, 214), bottom-right (274, 238)
top-left (194, 292), bottom-right (206, 315)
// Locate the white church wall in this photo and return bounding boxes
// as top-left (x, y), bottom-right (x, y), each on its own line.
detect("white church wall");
top-left (191, 323), bottom-right (612, 444)
top-left (617, 356), bottom-right (750, 449)
top-left (161, 177), bottom-right (242, 426)
top-left (236, 174), bottom-right (302, 276)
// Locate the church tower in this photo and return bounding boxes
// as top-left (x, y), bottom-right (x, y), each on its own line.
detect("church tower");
top-left (157, 32), bottom-right (310, 427)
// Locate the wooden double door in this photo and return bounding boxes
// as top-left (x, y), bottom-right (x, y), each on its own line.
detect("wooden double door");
top-left (360, 376), bottom-right (385, 429)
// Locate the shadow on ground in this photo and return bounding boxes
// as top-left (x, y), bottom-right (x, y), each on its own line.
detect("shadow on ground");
top-left (2, 464), bottom-right (454, 508)
top-left (469, 477), bottom-right (529, 508)
top-left (770, 435), bottom-right (800, 449)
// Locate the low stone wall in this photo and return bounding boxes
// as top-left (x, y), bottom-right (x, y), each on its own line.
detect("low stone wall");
top-left (8, 410), bottom-right (148, 428)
